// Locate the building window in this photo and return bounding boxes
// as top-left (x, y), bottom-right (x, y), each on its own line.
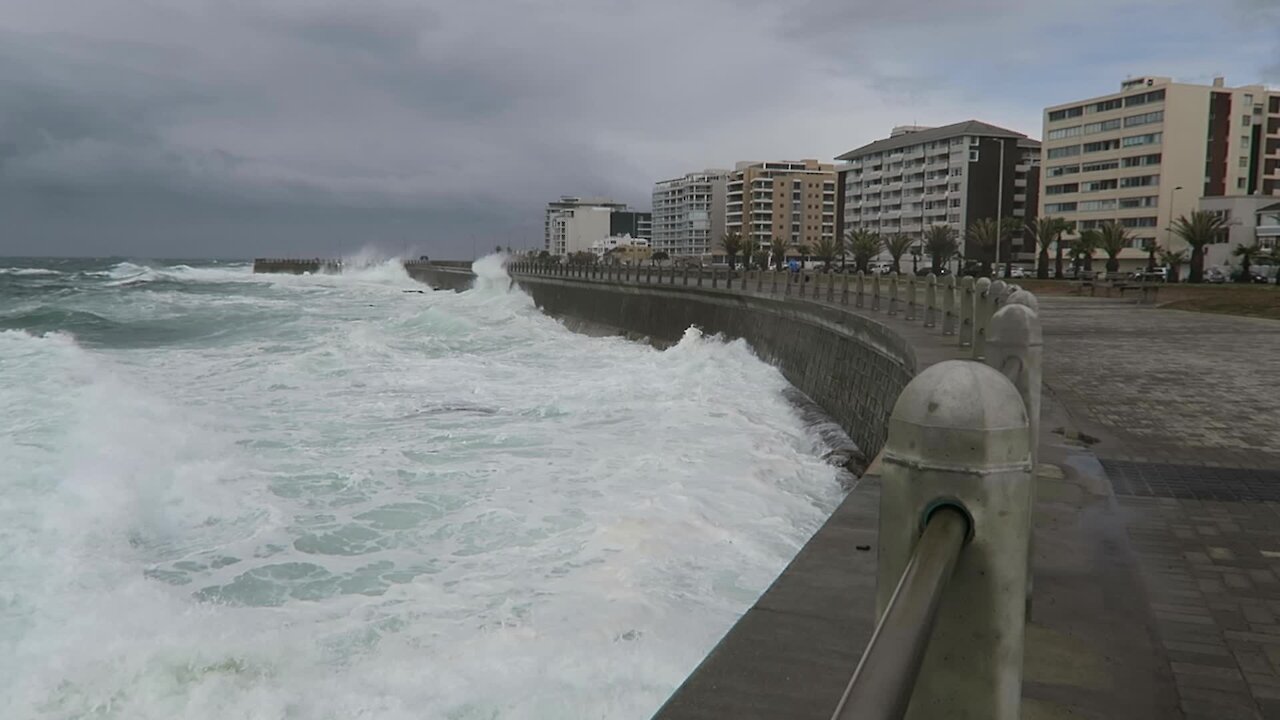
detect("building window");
top-left (1119, 217), bottom-right (1158, 228)
top-left (1121, 132), bottom-right (1162, 147)
top-left (1048, 164), bottom-right (1081, 177)
top-left (1044, 202), bottom-right (1078, 213)
top-left (1123, 110), bottom-right (1164, 127)
top-left (1124, 89), bottom-right (1166, 107)
top-left (1081, 179), bottom-right (1118, 192)
top-left (1242, 135), bottom-right (1250, 147)
top-left (1079, 199), bottom-right (1118, 211)
top-left (1089, 98), bottom-right (1123, 113)
top-left (1083, 139), bottom-right (1121, 153)
top-left (1243, 115), bottom-right (1252, 127)
top-left (1045, 183), bottom-right (1079, 195)
top-left (1083, 119), bottom-right (1122, 134)
top-left (1047, 145), bottom-right (1082, 159)
top-left (1081, 160), bottom-right (1120, 173)
top-left (1121, 153), bottom-right (1161, 168)
top-left (1048, 126), bottom-right (1084, 140)
top-left (950, 199), bottom-right (962, 208)
top-left (1118, 196), bottom-right (1158, 209)
top-left (1238, 178), bottom-right (1247, 189)
top-left (1049, 106), bottom-right (1085, 121)
top-left (1240, 156), bottom-right (1250, 168)
top-left (1119, 174), bottom-right (1159, 188)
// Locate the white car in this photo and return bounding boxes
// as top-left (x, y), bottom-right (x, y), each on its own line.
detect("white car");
top-left (868, 262), bottom-right (894, 275)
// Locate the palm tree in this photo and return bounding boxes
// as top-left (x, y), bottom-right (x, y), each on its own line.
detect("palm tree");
top-left (882, 234), bottom-right (914, 274)
top-left (1158, 247), bottom-right (1187, 283)
top-left (719, 231), bottom-right (744, 270)
top-left (966, 218), bottom-right (1000, 276)
top-left (998, 216), bottom-right (1024, 278)
top-left (848, 230), bottom-right (880, 273)
top-left (1029, 217), bottom-right (1069, 279)
top-left (1070, 229), bottom-right (1100, 274)
top-left (1171, 210), bottom-right (1226, 283)
top-left (924, 225), bottom-right (958, 273)
top-left (770, 239), bottom-right (787, 271)
top-left (1098, 221), bottom-right (1130, 274)
top-left (651, 250), bottom-right (670, 266)
top-left (811, 236), bottom-right (840, 271)
top-left (1233, 241), bottom-right (1263, 282)
top-left (741, 236), bottom-right (759, 270)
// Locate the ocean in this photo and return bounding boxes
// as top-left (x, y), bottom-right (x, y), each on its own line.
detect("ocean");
top-left (0, 256), bottom-right (843, 719)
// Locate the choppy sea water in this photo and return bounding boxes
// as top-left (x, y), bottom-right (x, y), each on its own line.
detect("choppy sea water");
top-left (0, 256), bottom-right (843, 719)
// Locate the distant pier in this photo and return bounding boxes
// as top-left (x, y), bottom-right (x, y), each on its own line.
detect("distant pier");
top-left (252, 258), bottom-right (343, 274)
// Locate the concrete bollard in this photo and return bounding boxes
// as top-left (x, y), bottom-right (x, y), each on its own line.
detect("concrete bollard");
top-left (696, 267), bottom-right (703, 287)
top-left (785, 271), bottom-right (793, 296)
top-left (683, 266), bottom-right (689, 286)
top-left (958, 276), bottom-right (974, 346)
top-left (989, 280), bottom-right (1008, 311)
top-left (1007, 289), bottom-right (1039, 316)
top-left (878, 360), bottom-right (1033, 720)
top-left (712, 267), bottom-right (719, 288)
top-left (799, 271), bottom-right (807, 298)
top-left (842, 271), bottom-right (850, 305)
top-left (906, 274), bottom-right (917, 321)
top-left (973, 277), bottom-right (992, 359)
top-left (871, 273), bottom-right (881, 311)
top-left (987, 301), bottom-right (1044, 612)
top-left (924, 275), bottom-right (937, 328)
top-left (772, 270), bottom-right (779, 294)
top-left (888, 272), bottom-right (900, 315)
top-left (757, 270), bottom-right (764, 293)
top-left (856, 271), bottom-right (865, 308)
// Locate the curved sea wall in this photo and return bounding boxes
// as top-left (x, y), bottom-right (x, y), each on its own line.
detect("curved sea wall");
top-left (406, 263), bottom-right (918, 470)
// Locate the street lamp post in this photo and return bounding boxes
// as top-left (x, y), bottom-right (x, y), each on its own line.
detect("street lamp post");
top-left (1163, 185), bottom-right (1184, 278)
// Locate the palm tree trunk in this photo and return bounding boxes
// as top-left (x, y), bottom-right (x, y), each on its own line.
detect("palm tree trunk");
top-left (1037, 248), bottom-right (1049, 279)
top-left (1190, 247), bottom-right (1203, 283)
top-left (1054, 245), bottom-right (1064, 279)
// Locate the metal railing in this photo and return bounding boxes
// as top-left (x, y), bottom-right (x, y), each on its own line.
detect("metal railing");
top-left (830, 506), bottom-right (969, 720)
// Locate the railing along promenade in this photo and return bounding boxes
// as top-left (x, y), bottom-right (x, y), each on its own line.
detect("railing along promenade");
top-left (508, 260), bottom-right (1042, 720)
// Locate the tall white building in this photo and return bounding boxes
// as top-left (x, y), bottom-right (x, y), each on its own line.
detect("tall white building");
top-left (543, 196), bottom-right (650, 256)
top-left (651, 170), bottom-right (730, 259)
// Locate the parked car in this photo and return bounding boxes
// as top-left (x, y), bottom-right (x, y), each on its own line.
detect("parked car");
top-left (1205, 266), bottom-right (1229, 283)
top-left (914, 266), bottom-right (950, 277)
top-left (959, 261), bottom-right (991, 278)
top-left (1003, 266), bottom-right (1029, 279)
top-left (868, 261), bottom-right (894, 275)
top-left (1129, 267), bottom-right (1167, 282)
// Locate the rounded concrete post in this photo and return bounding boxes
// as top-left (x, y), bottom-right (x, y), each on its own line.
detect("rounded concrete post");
top-left (942, 275), bottom-right (957, 335)
top-left (924, 275), bottom-right (937, 328)
top-left (1007, 289), bottom-right (1039, 316)
top-left (785, 271), bottom-right (793, 296)
top-left (871, 273), bottom-right (881, 311)
top-left (987, 302), bottom-right (1043, 611)
top-left (757, 270), bottom-right (764, 292)
top-left (888, 272), bottom-right (900, 315)
top-left (771, 270), bottom-right (779, 294)
top-left (799, 271), bottom-right (807, 298)
top-left (958, 276), bottom-right (974, 347)
top-left (973, 277), bottom-right (992, 359)
top-left (879, 360), bottom-right (1033, 720)
top-left (856, 271), bottom-right (866, 308)
top-left (989, 279), bottom-right (1008, 311)
top-left (827, 272), bottom-right (835, 302)
top-left (906, 274), bottom-right (918, 321)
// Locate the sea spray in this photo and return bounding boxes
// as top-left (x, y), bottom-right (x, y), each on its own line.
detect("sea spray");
top-left (0, 257), bottom-right (842, 719)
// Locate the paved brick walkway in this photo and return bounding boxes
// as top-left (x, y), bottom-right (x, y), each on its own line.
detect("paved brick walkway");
top-left (1039, 296), bottom-right (1280, 719)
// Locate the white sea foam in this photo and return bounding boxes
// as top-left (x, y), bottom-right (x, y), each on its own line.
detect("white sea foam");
top-left (0, 258), bottom-right (843, 719)
top-left (0, 267), bottom-right (63, 276)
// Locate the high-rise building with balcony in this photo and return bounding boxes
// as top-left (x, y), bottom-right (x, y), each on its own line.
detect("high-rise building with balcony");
top-left (725, 160), bottom-right (836, 253)
top-left (651, 169), bottom-right (730, 259)
top-left (1040, 76), bottom-right (1279, 272)
top-left (835, 121), bottom-right (1040, 266)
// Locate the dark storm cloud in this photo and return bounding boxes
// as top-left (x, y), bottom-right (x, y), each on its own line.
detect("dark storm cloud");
top-left (1, 0), bottom-right (1277, 258)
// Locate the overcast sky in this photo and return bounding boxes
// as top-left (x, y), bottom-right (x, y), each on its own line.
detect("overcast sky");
top-left (2, 0), bottom-right (1278, 259)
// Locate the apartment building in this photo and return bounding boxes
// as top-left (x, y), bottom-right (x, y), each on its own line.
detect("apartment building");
top-left (543, 196), bottom-right (650, 256)
top-left (651, 169), bottom-right (730, 259)
top-left (725, 160), bottom-right (836, 252)
top-left (1040, 76), bottom-right (1279, 272)
top-left (835, 121), bottom-right (1040, 265)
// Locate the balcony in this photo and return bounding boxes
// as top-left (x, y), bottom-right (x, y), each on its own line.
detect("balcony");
top-left (1257, 224), bottom-right (1280, 238)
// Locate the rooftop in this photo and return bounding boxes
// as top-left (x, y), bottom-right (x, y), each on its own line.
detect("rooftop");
top-left (835, 120), bottom-right (1030, 161)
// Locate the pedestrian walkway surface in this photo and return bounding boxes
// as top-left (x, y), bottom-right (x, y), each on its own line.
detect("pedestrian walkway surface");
top-left (1037, 297), bottom-right (1280, 720)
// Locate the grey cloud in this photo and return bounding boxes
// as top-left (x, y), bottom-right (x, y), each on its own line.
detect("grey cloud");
top-left (1, 0), bottom-right (1277, 259)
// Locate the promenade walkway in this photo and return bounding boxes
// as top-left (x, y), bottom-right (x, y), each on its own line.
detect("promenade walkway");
top-left (1037, 297), bottom-right (1280, 720)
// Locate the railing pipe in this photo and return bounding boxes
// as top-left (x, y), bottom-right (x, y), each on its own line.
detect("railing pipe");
top-left (831, 506), bottom-right (969, 720)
